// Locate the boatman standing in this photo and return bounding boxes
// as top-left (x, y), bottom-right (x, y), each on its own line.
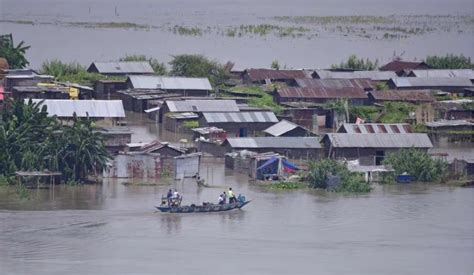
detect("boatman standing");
top-left (228, 187), bottom-right (236, 203)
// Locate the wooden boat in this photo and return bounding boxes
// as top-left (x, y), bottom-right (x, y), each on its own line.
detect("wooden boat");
top-left (156, 195), bottom-right (251, 213)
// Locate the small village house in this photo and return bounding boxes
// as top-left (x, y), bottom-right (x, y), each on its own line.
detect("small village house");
top-left (406, 69), bottom-right (474, 81)
top-left (379, 60), bottom-right (431, 75)
top-left (164, 112), bottom-right (199, 132)
top-left (312, 70), bottom-right (397, 82)
top-left (126, 75), bottom-right (213, 97)
top-left (222, 137), bottom-right (321, 159)
top-left (94, 79), bottom-right (127, 99)
top-left (96, 126), bottom-right (132, 154)
top-left (275, 87), bottom-right (368, 105)
top-left (159, 99), bottom-right (240, 123)
top-left (116, 89), bottom-right (175, 112)
top-left (264, 119), bottom-right (316, 137)
top-left (30, 99), bottom-right (126, 126)
top-left (388, 77), bottom-right (473, 93)
top-left (192, 127), bottom-right (227, 143)
top-left (241, 68), bottom-right (309, 84)
top-left (294, 78), bottom-right (375, 91)
top-left (200, 111), bottom-right (279, 137)
top-left (87, 61), bottom-right (154, 76)
top-left (321, 133), bottom-right (433, 165)
top-left (367, 90), bottom-right (436, 105)
top-left (337, 123), bottom-right (412, 134)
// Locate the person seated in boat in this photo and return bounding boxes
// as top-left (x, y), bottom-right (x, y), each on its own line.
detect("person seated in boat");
top-left (228, 187), bottom-right (236, 204)
top-left (218, 194), bottom-right (224, 205)
top-left (166, 189), bottom-right (173, 206)
top-left (222, 191), bottom-right (227, 204)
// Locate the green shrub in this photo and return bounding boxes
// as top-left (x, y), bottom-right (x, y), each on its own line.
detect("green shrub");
top-left (181, 120), bottom-right (199, 129)
top-left (331, 54), bottom-right (378, 70)
top-left (425, 54), bottom-right (473, 69)
top-left (120, 54), bottom-right (167, 75)
top-left (383, 148), bottom-right (448, 182)
top-left (307, 159), bottom-right (371, 193)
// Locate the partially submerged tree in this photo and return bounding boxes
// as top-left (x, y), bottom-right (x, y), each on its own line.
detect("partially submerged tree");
top-left (331, 54), bottom-right (378, 70)
top-left (120, 54), bottom-right (167, 75)
top-left (0, 33), bottom-right (30, 69)
top-left (169, 54), bottom-right (229, 87)
top-left (424, 54), bottom-right (473, 69)
top-left (384, 148), bottom-right (448, 182)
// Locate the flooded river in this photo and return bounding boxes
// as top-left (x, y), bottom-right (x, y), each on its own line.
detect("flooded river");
top-left (1, 165), bottom-right (473, 275)
top-left (1, 0), bottom-right (473, 69)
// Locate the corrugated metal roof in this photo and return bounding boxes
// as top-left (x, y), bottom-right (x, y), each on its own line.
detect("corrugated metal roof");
top-left (338, 123), bottom-right (412, 134)
top-left (410, 69), bottom-right (474, 79)
top-left (128, 75), bottom-right (212, 90)
top-left (30, 99), bottom-right (125, 118)
top-left (426, 120), bottom-right (473, 128)
top-left (166, 100), bottom-right (239, 112)
top-left (314, 70), bottom-right (397, 81)
top-left (369, 90), bottom-right (435, 102)
top-left (295, 78), bottom-right (374, 90)
top-left (89, 61), bottom-right (154, 74)
top-left (324, 133), bottom-right (433, 148)
top-left (203, 112), bottom-right (278, 123)
top-left (264, 120), bottom-right (298, 136)
top-left (379, 60), bottom-right (429, 72)
top-left (245, 69), bottom-right (308, 82)
top-left (226, 137), bottom-right (321, 149)
top-left (390, 77), bottom-right (473, 88)
top-left (277, 87), bottom-right (367, 99)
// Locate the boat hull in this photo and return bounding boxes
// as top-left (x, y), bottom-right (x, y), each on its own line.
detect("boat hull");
top-left (156, 201), bottom-right (251, 213)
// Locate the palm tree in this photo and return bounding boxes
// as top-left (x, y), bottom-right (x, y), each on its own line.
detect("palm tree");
top-left (0, 34), bottom-right (30, 69)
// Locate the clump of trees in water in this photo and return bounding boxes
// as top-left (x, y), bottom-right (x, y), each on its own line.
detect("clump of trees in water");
top-left (424, 54), bottom-right (473, 69)
top-left (169, 54), bottom-right (230, 87)
top-left (331, 54), bottom-right (379, 70)
top-left (0, 100), bottom-right (110, 183)
top-left (119, 54), bottom-right (167, 75)
top-left (384, 148), bottom-right (448, 182)
top-left (306, 160), bottom-right (371, 193)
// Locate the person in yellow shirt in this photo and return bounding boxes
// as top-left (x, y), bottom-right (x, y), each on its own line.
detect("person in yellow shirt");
top-left (228, 187), bottom-right (236, 203)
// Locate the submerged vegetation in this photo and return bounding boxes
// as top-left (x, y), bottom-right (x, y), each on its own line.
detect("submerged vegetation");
top-left (306, 160), bottom-right (371, 193)
top-left (6, 14), bottom-right (470, 41)
top-left (384, 149), bottom-right (448, 182)
top-left (424, 54), bottom-right (474, 69)
top-left (169, 54), bottom-right (229, 87)
top-left (120, 54), bottom-right (167, 75)
top-left (39, 59), bottom-right (114, 85)
top-left (331, 54), bottom-right (379, 70)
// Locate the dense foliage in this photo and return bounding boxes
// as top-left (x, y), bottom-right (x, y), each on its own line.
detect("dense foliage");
top-left (306, 160), bottom-right (371, 193)
top-left (169, 54), bottom-right (229, 87)
top-left (119, 54), bottom-right (167, 75)
top-left (39, 59), bottom-right (116, 85)
top-left (0, 34), bottom-right (30, 69)
top-left (425, 54), bottom-right (473, 69)
top-left (379, 102), bottom-right (415, 123)
top-left (331, 54), bottom-right (378, 71)
top-left (0, 100), bottom-right (110, 182)
top-left (383, 148), bottom-right (448, 182)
